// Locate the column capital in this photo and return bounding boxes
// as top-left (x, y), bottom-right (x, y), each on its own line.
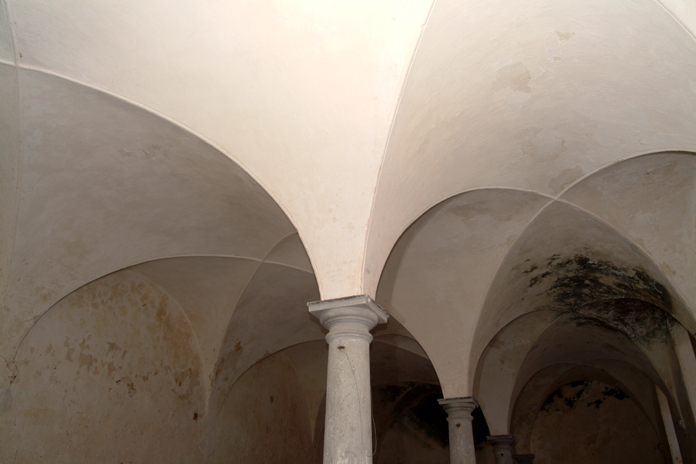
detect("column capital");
top-left (513, 454), bottom-right (535, 464)
top-left (488, 435), bottom-right (515, 446)
top-left (308, 294), bottom-right (389, 333)
top-left (438, 396), bottom-right (478, 421)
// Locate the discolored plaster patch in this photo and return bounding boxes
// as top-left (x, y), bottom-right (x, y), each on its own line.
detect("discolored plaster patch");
top-left (516, 127), bottom-right (567, 162)
top-left (172, 367), bottom-right (201, 402)
top-left (548, 165), bottom-right (583, 195)
top-left (555, 31), bottom-right (575, 43)
top-left (540, 381), bottom-right (627, 413)
top-left (571, 299), bottom-right (671, 342)
top-left (546, 31), bottom-right (575, 61)
top-left (526, 253), bottom-right (671, 308)
top-left (523, 253), bottom-right (673, 342)
top-left (446, 196), bottom-right (516, 223)
top-left (493, 62), bottom-right (532, 93)
top-left (5, 270), bottom-right (205, 462)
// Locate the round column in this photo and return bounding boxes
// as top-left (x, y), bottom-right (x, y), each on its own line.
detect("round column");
top-left (309, 295), bottom-right (388, 464)
top-left (438, 397), bottom-right (478, 464)
top-left (488, 435), bottom-right (515, 464)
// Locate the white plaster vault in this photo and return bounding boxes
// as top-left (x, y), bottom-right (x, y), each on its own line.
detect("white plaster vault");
top-left (1, 0), bottom-right (696, 462)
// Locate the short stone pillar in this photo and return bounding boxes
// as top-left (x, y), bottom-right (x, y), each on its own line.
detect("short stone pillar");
top-left (309, 295), bottom-right (388, 464)
top-left (513, 454), bottom-right (535, 464)
top-left (488, 435), bottom-right (515, 464)
top-left (438, 397), bottom-right (478, 464)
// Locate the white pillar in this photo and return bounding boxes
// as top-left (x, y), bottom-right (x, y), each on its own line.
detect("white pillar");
top-left (309, 295), bottom-right (388, 464)
top-left (670, 323), bottom-right (696, 422)
top-left (487, 435), bottom-right (514, 464)
top-left (438, 397), bottom-right (478, 464)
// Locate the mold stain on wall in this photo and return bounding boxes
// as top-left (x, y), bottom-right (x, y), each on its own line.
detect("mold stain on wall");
top-left (4, 270), bottom-right (205, 463)
top-left (523, 253), bottom-right (674, 342)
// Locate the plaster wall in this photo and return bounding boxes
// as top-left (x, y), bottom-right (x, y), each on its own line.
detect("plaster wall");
top-left (530, 381), bottom-right (665, 464)
top-left (0, 271), bottom-right (205, 463)
top-left (511, 363), bottom-right (672, 460)
top-left (205, 351), bottom-right (316, 464)
top-left (130, 253), bottom-right (321, 404)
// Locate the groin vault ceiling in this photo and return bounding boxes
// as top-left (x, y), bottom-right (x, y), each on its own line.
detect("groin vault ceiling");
top-left (1, 0), bottom-right (696, 462)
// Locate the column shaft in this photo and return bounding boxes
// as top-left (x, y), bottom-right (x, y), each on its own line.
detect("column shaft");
top-left (324, 330), bottom-right (372, 463)
top-left (309, 295), bottom-right (388, 464)
top-left (439, 397), bottom-right (478, 464)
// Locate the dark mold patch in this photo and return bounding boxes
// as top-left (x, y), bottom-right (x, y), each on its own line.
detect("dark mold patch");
top-left (541, 381), bottom-right (629, 413)
top-left (541, 381), bottom-right (589, 412)
top-left (524, 254), bottom-right (673, 342)
top-left (525, 254), bottom-right (671, 311)
top-left (574, 299), bottom-right (671, 342)
top-left (587, 388), bottom-right (627, 409)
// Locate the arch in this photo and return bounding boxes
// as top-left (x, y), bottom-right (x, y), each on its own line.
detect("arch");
top-left (473, 305), bottom-right (677, 434)
top-left (7, 269), bottom-right (207, 462)
top-left (1, 67), bottom-right (309, 371)
top-left (472, 293), bottom-right (696, 458)
top-left (377, 187), bottom-right (553, 398)
top-left (377, 151), bottom-right (696, 401)
top-left (511, 366), bottom-right (670, 463)
top-left (470, 194), bottom-right (695, 392)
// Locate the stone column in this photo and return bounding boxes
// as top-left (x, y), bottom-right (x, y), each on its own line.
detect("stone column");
top-left (309, 295), bottom-right (388, 464)
top-left (487, 435), bottom-right (514, 464)
top-left (513, 454), bottom-right (535, 464)
top-left (438, 397), bottom-right (478, 464)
